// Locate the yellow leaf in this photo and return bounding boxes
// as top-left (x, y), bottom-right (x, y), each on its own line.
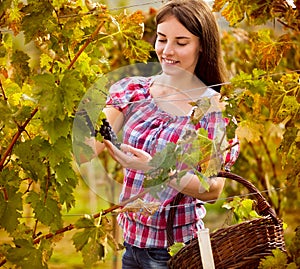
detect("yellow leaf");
top-left (212, 0), bottom-right (228, 12)
top-left (236, 120), bottom-right (264, 142)
top-left (251, 31), bottom-right (292, 71)
top-left (221, 0), bottom-right (246, 26)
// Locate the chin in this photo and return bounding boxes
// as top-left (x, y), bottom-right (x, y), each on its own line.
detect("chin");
top-left (161, 64), bottom-right (185, 76)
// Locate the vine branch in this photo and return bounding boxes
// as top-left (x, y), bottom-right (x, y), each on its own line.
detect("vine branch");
top-left (0, 107), bottom-right (39, 171)
top-left (0, 187), bottom-right (8, 201)
top-left (0, 80), bottom-right (8, 101)
top-left (67, 17), bottom-right (106, 70)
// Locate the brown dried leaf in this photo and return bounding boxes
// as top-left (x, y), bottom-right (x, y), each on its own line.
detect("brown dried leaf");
top-left (120, 198), bottom-right (161, 215)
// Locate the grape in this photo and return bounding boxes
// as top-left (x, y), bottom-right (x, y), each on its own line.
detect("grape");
top-left (99, 119), bottom-right (121, 149)
top-left (77, 109), bottom-right (121, 149)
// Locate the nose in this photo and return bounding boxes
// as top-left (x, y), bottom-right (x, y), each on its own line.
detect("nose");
top-left (162, 42), bottom-right (175, 55)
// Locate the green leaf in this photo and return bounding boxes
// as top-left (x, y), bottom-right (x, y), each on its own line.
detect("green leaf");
top-left (33, 71), bottom-right (84, 125)
top-left (168, 242), bottom-right (185, 256)
top-left (144, 142), bottom-right (177, 187)
top-left (54, 159), bottom-right (77, 210)
top-left (258, 248), bottom-right (288, 269)
top-left (0, 186), bottom-right (22, 233)
top-left (13, 137), bottom-right (49, 181)
top-left (72, 228), bottom-right (96, 252)
top-left (150, 142), bottom-right (177, 169)
top-left (72, 217), bottom-right (105, 267)
top-left (21, 1), bottom-right (55, 43)
top-left (48, 136), bottom-right (72, 167)
top-left (44, 117), bottom-right (71, 143)
top-left (0, 167), bottom-right (19, 186)
top-left (222, 197), bottom-right (260, 223)
top-left (11, 49), bottom-right (30, 86)
top-left (59, 70), bottom-right (84, 115)
top-left (26, 191), bottom-right (63, 231)
top-left (32, 73), bottom-right (59, 123)
top-left (6, 239), bottom-right (48, 269)
top-left (55, 160), bottom-right (77, 186)
top-left (1, 78), bottom-right (22, 107)
top-left (74, 216), bottom-right (95, 229)
top-left (81, 239), bottom-right (105, 267)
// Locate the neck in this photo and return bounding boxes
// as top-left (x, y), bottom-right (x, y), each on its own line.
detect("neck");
top-left (154, 73), bottom-right (206, 94)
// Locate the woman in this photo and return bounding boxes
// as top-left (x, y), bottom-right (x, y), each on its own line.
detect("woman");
top-left (90, 0), bottom-right (239, 268)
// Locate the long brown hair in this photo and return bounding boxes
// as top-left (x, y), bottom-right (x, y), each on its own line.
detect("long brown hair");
top-left (155, 0), bottom-right (227, 92)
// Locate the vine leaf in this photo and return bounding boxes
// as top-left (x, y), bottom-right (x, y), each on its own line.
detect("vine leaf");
top-left (222, 197), bottom-right (260, 223)
top-left (115, 10), bottom-right (154, 62)
top-left (144, 143), bottom-right (177, 188)
top-left (26, 191), bottom-right (63, 232)
top-left (0, 186), bottom-right (22, 233)
top-left (190, 97), bottom-right (211, 124)
top-left (213, 0), bottom-right (245, 26)
top-left (235, 120), bottom-right (264, 143)
top-left (11, 50), bottom-right (30, 86)
top-left (258, 248), bottom-right (296, 269)
top-left (81, 239), bottom-right (105, 268)
top-left (32, 70), bottom-right (84, 124)
top-left (14, 137), bottom-right (50, 181)
top-left (168, 242), bottom-right (185, 256)
top-left (120, 198), bottom-right (161, 215)
top-left (268, 73), bottom-right (300, 122)
top-left (144, 127), bottom-right (221, 194)
top-left (5, 238), bottom-right (50, 269)
top-left (72, 216), bottom-right (122, 267)
top-left (44, 117), bottom-right (71, 143)
top-left (21, 1), bottom-right (54, 44)
top-left (73, 217), bottom-right (97, 251)
top-left (251, 30), bottom-right (292, 71)
top-left (54, 159), bottom-right (77, 211)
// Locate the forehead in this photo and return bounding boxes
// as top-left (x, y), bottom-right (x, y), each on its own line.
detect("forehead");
top-left (157, 15), bottom-right (195, 38)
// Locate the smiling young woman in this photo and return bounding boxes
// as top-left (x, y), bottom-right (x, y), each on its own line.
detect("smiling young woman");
top-left (86, 1), bottom-right (240, 268)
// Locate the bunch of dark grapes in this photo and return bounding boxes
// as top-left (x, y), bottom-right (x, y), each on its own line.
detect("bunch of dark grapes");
top-left (99, 119), bottom-right (121, 148)
top-left (77, 109), bottom-right (121, 149)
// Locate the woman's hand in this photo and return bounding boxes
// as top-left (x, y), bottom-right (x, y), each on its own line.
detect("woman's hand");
top-left (103, 140), bottom-right (153, 172)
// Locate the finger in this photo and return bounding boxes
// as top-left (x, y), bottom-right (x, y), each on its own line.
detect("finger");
top-left (103, 140), bottom-right (117, 158)
top-left (120, 144), bottom-right (152, 159)
top-left (120, 143), bottom-right (130, 153)
top-left (103, 140), bottom-right (114, 151)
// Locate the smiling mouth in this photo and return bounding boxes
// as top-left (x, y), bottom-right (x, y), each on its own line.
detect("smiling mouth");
top-left (163, 58), bottom-right (178, 64)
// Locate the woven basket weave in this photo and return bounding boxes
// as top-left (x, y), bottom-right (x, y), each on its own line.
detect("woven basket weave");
top-left (167, 171), bottom-right (286, 269)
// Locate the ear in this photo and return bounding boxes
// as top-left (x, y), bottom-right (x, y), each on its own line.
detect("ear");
top-left (198, 43), bottom-right (202, 53)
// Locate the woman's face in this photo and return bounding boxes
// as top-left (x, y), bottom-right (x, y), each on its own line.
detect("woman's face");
top-left (155, 15), bottom-right (201, 76)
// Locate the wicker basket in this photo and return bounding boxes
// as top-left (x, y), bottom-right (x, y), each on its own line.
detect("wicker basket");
top-left (167, 171), bottom-right (286, 269)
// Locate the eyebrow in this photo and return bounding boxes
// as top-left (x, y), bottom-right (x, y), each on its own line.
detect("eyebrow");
top-left (157, 32), bottom-right (191, 40)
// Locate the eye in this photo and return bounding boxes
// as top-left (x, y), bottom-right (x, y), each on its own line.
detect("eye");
top-left (157, 39), bottom-right (167, 43)
top-left (177, 42), bottom-right (187, 46)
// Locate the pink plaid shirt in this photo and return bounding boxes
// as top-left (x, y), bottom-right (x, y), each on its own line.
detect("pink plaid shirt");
top-left (106, 76), bottom-right (239, 248)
